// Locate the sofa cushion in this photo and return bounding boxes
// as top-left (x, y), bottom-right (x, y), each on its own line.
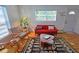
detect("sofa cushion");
top-left (42, 25), bottom-right (48, 29)
top-left (49, 26), bottom-right (54, 29)
top-left (37, 25), bottom-right (48, 29)
top-left (36, 26), bottom-right (42, 30)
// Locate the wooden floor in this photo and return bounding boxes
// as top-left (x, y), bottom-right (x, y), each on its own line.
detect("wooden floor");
top-left (0, 31), bottom-right (36, 53)
top-left (57, 32), bottom-right (79, 53)
top-left (1, 31), bottom-right (79, 53)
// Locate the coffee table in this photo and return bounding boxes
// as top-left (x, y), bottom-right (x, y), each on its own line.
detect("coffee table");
top-left (40, 34), bottom-right (55, 50)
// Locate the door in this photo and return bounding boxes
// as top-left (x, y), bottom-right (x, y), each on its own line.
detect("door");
top-left (64, 10), bottom-right (77, 32)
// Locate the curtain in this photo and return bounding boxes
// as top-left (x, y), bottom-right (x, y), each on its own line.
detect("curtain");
top-left (0, 6), bottom-right (10, 40)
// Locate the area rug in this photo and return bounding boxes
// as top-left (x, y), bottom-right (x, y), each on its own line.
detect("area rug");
top-left (23, 37), bottom-right (76, 53)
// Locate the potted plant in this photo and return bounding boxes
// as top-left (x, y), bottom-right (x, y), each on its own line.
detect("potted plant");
top-left (20, 16), bottom-right (29, 28)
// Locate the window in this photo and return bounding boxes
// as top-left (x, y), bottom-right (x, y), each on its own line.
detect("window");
top-left (0, 6), bottom-right (10, 40)
top-left (35, 11), bottom-right (57, 21)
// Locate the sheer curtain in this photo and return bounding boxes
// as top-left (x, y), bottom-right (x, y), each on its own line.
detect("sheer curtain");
top-left (0, 6), bottom-right (10, 40)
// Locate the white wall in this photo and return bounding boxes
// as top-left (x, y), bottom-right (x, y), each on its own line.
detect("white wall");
top-left (6, 5), bottom-right (20, 28)
top-left (6, 5), bottom-right (79, 34)
top-left (74, 13), bottom-right (79, 34)
top-left (75, 20), bottom-right (79, 34)
top-left (18, 5), bottom-right (67, 30)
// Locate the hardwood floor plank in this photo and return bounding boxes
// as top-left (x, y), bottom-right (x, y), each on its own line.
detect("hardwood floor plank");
top-left (57, 32), bottom-right (79, 52)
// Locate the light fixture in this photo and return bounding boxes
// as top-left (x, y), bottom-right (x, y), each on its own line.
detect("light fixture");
top-left (68, 11), bottom-right (75, 15)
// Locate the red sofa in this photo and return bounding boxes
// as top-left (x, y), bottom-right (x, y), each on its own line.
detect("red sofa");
top-left (35, 25), bottom-right (58, 35)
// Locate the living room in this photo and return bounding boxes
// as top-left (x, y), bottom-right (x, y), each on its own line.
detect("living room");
top-left (0, 5), bottom-right (79, 53)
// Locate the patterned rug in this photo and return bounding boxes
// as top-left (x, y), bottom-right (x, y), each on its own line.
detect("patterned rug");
top-left (23, 37), bottom-right (76, 53)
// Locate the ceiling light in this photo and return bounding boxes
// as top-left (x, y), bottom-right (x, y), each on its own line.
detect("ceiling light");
top-left (68, 11), bottom-right (75, 15)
